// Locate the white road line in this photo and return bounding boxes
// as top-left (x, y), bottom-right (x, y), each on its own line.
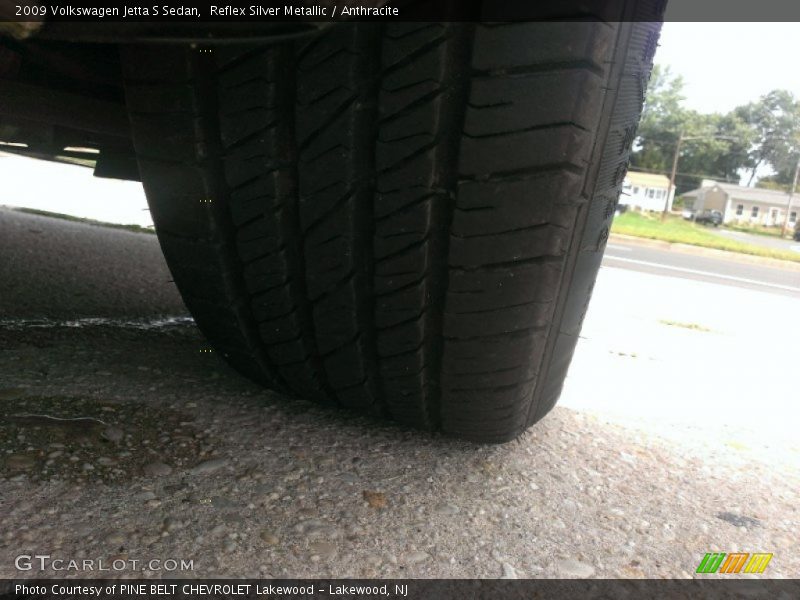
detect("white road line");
top-left (602, 255), bottom-right (800, 294)
top-left (606, 244), bottom-right (632, 252)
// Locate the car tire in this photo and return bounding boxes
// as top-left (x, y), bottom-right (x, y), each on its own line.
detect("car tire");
top-left (121, 13), bottom-right (662, 442)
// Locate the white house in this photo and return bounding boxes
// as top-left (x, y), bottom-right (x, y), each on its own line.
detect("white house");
top-left (620, 171), bottom-right (674, 212)
top-left (682, 180), bottom-right (798, 228)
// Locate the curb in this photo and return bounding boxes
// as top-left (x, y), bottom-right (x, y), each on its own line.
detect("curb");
top-left (608, 233), bottom-right (800, 272)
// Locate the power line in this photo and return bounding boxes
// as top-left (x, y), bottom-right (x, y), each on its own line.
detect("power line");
top-left (628, 166), bottom-right (738, 182)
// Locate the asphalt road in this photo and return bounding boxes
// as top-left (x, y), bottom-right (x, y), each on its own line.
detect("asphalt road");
top-left (0, 208), bottom-right (182, 319)
top-left (603, 243), bottom-right (800, 298)
top-left (1, 209), bottom-right (798, 580)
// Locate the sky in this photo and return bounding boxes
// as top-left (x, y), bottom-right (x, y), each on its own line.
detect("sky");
top-left (655, 22), bottom-right (800, 114)
top-left (2, 22), bottom-right (800, 226)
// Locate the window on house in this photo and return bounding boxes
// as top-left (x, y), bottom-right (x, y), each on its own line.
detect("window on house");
top-left (751, 206), bottom-right (759, 218)
top-left (632, 187), bottom-right (640, 194)
top-left (791, 211), bottom-right (797, 223)
top-left (656, 189), bottom-right (663, 199)
top-left (647, 189), bottom-right (655, 198)
top-left (736, 204), bottom-right (743, 216)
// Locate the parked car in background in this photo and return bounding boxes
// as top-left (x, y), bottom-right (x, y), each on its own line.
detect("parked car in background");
top-left (694, 210), bottom-right (724, 227)
top-left (681, 209), bottom-right (695, 220)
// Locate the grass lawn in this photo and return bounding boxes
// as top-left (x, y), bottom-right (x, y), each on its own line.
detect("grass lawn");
top-left (722, 222), bottom-right (787, 238)
top-left (611, 211), bottom-right (800, 263)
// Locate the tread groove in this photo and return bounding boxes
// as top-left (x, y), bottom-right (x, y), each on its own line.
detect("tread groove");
top-left (275, 44), bottom-right (338, 403)
top-left (348, 23), bottom-right (385, 412)
top-left (421, 23), bottom-right (475, 431)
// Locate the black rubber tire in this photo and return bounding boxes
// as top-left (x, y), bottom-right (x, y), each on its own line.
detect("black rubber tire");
top-left (122, 12), bottom-right (662, 442)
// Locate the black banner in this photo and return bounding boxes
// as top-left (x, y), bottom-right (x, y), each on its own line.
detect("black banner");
top-left (2, 0), bottom-right (800, 23)
top-left (3, 579), bottom-right (800, 600)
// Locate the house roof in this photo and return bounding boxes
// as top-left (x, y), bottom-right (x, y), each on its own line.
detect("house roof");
top-left (624, 171), bottom-right (671, 188)
top-left (680, 186), bottom-right (709, 198)
top-left (682, 181), bottom-right (794, 205)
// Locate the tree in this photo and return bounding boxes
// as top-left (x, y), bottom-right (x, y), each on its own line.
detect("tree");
top-left (631, 65), bottom-right (687, 174)
top-left (735, 90), bottom-right (800, 187)
top-left (631, 65), bottom-right (800, 193)
top-left (631, 66), bottom-right (752, 193)
top-left (677, 112), bottom-right (754, 186)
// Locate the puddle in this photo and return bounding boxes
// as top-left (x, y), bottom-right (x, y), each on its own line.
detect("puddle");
top-left (0, 392), bottom-right (215, 483)
top-left (0, 316), bottom-right (195, 331)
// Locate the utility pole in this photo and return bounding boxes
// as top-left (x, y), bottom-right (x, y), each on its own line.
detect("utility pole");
top-left (780, 156), bottom-right (799, 238)
top-left (663, 133), bottom-right (738, 222)
top-left (663, 132), bottom-right (683, 221)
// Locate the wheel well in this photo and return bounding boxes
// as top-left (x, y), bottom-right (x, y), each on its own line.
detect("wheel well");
top-left (0, 37), bottom-right (139, 180)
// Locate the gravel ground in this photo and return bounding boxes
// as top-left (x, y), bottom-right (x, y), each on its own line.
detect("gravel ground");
top-left (0, 210), bottom-right (797, 579)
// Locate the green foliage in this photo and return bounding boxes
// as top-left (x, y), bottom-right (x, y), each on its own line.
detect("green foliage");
top-left (753, 177), bottom-right (791, 192)
top-left (631, 65), bottom-right (799, 194)
top-left (723, 221), bottom-right (785, 238)
top-left (611, 212), bottom-right (800, 262)
top-left (631, 65), bottom-right (686, 174)
top-left (734, 90), bottom-right (800, 186)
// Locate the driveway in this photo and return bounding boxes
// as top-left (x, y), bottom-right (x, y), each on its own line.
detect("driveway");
top-left (714, 227), bottom-right (800, 252)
